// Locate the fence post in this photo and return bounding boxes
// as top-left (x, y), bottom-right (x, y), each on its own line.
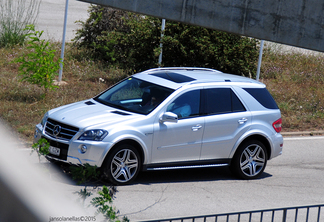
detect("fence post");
top-left (317, 206), bottom-right (321, 222)
top-left (282, 209), bottom-right (287, 222)
top-left (306, 207), bottom-right (310, 221)
top-left (140, 204), bottom-right (324, 222)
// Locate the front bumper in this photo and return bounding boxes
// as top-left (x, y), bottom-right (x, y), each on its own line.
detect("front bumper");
top-left (34, 124), bottom-right (112, 167)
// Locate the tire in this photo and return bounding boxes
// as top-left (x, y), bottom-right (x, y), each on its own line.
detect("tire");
top-left (103, 144), bottom-right (141, 185)
top-left (230, 140), bottom-right (268, 179)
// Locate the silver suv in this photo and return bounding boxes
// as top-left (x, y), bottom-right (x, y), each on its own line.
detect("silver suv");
top-left (34, 67), bottom-right (283, 185)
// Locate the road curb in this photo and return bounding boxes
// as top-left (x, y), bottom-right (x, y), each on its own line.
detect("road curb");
top-left (281, 130), bottom-right (324, 137)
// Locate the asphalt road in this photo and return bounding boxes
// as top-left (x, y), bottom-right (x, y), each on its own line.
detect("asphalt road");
top-left (36, 0), bottom-right (89, 41)
top-left (111, 136), bottom-right (324, 221)
top-left (21, 136), bottom-right (324, 221)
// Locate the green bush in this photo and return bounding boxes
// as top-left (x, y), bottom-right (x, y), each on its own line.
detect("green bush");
top-left (162, 23), bottom-right (259, 76)
top-left (0, 0), bottom-right (40, 47)
top-left (75, 5), bottom-right (259, 76)
top-left (74, 6), bottom-right (132, 49)
top-left (15, 25), bottom-right (62, 97)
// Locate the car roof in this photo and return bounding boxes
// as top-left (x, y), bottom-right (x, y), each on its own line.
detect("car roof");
top-left (133, 67), bottom-right (264, 89)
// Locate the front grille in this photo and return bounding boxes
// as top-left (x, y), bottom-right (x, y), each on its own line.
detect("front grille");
top-left (45, 118), bottom-right (79, 141)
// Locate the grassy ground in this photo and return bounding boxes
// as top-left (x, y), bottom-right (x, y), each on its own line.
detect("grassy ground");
top-left (0, 43), bottom-right (128, 145)
top-left (261, 47), bottom-right (324, 131)
top-left (1, 43), bottom-right (324, 145)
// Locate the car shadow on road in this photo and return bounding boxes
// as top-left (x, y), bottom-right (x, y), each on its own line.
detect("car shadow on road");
top-left (133, 167), bottom-right (273, 185)
top-left (36, 160), bottom-right (273, 186)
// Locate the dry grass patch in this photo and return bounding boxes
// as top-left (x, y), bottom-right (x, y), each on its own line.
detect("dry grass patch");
top-left (261, 50), bottom-right (324, 132)
top-left (0, 44), bottom-right (128, 145)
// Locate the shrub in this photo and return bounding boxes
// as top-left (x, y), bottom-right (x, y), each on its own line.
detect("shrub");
top-left (74, 6), bottom-right (132, 49)
top-left (15, 25), bottom-right (62, 97)
top-left (162, 23), bottom-right (259, 77)
top-left (75, 5), bottom-right (259, 76)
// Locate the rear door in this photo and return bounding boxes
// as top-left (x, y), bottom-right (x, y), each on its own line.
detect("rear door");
top-left (199, 87), bottom-right (252, 160)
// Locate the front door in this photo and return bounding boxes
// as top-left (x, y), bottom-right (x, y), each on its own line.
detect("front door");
top-left (151, 89), bottom-right (204, 163)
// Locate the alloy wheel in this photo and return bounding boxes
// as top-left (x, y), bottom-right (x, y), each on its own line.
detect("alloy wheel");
top-left (240, 144), bottom-right (266, 177)
top-left (110, 149), bottom-right (139, 183)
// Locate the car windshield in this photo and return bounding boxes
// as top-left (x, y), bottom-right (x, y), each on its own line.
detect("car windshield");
top-left (94, 77), bottom-right (174, 114)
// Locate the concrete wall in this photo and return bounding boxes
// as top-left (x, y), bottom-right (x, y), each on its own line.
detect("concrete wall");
top-left (78, 0), bottom-right (324, 52)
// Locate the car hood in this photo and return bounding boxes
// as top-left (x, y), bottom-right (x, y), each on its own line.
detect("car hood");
top-left (48, 100), bottom-right (140, 129)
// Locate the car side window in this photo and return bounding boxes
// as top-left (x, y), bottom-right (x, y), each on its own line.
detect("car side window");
top-left (231, 90), bottom-right (246, 112)
top-left (167, 90), bottom-right (200, 119)
top-left (243, 88), bottom-right (279, 109)
top-left (202, 88), bottom-right (245, 115)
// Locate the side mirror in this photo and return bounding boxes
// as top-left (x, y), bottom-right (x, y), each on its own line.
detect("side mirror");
top-left (159, 112), bottom-right (178, 123)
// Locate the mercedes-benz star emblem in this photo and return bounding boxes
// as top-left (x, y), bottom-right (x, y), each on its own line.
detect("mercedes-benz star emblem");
top-left (53, 125), bottom-right (62, 136)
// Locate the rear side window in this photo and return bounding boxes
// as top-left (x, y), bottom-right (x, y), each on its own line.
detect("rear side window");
top-left (202, 88), bottom-right (246, 115)
top-left (243, 88), bottom-right (279, 109)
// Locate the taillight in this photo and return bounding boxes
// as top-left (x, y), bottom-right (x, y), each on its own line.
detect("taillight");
top-left (273, 118), bottom-right (282, 133)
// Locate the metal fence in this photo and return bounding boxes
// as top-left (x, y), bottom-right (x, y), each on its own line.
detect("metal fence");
top-left (143, 204), bottom-right (324, 222)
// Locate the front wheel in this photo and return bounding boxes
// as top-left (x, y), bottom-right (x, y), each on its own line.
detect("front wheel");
top-left (103, 144), bottom-right (141, 185)
top-left (230, 140), bottom-right (268, 179)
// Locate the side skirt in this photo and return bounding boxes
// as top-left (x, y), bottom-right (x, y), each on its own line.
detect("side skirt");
top-left (143, 159), bottom-right (230, 171)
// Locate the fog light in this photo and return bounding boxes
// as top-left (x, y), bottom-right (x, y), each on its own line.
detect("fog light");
top-left (80, 145), bottom-right (87, 154)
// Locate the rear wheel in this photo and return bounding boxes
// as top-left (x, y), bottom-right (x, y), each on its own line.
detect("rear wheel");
top-left (230, 140), bottom-right (268, 179)
top-left (103, 144), bottom-right (141, 185)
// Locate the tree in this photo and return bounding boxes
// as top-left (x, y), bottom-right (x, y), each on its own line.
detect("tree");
top-left (75, 5), bottom-right (259, 77)
top-left (162, 23), bottom-right (259, 76)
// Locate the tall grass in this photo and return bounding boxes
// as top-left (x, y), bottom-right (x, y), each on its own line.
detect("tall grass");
top-left (0, 0), bottom-right (41, 47)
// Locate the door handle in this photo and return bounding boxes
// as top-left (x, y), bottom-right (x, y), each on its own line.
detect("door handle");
top-left (238, 118), bottom-right (248, 124)
top-left (192, 125), bottom-right (202, 131)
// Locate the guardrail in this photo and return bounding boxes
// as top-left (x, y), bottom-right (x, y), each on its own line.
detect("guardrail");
top-left (142, 204), bottom-right (324, 222)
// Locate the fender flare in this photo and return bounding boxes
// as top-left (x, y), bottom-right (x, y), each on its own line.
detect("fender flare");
top-left (229, 130), bottom-right (272, 162)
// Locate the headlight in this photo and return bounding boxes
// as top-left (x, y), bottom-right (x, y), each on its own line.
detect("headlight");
top-left (41, 112), bottom-right (49, 127)
top-left (78, 129), bottom-right (108, 141)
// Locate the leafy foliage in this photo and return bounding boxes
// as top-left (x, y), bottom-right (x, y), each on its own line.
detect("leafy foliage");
top-left (31, 145), bottom-right (127, 221)
top-left (75, 5), bottom-right (259, 76)
top-left (91, 186), bottom-right (117, 220)
top-left (69, 163), bottom-right (100, 185)
top-left (70, 165), bottom-right (128, 221)
top-left (15, 25), bottom-right (62, 96)
top-left (31, 138), bottom-right (50, 162)
top-left (74, 6), bottom-right (131, 49)
top-left (162, 23), bottom-right (259, 76)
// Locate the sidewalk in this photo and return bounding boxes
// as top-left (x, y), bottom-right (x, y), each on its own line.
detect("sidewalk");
top-left (281, 130), bottom-right (324, 137)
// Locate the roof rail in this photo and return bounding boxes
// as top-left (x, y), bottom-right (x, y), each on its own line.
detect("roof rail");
top-left (142, 67), bottom-right (222, 73)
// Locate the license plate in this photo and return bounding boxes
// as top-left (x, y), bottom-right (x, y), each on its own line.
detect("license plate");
top-left (49, 146), bottom-right (60, 156)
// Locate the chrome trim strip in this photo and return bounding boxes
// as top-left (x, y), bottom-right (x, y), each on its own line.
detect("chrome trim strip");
top-left (146, 163), bottom-right (228, 171)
